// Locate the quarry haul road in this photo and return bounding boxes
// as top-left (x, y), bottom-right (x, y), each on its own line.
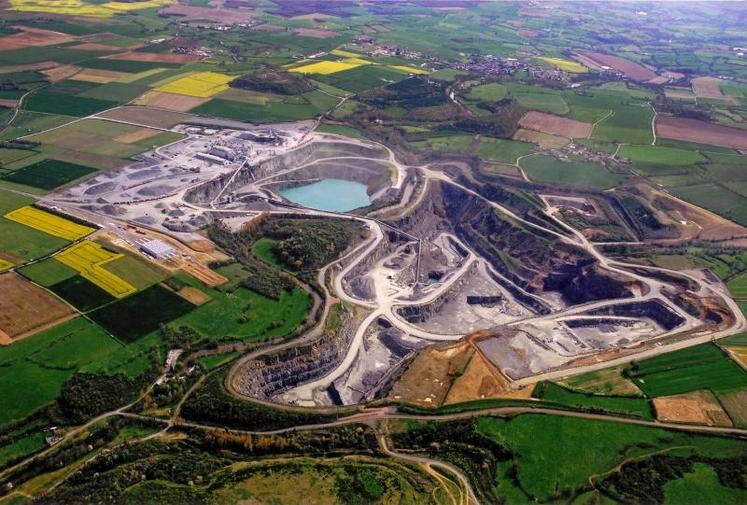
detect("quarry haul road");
top-left (220, 131), bottom-right (745, 406)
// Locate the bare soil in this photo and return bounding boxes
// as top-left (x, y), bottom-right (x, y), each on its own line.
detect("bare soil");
top-left (577, 50), bottom-right (657, 82)
top-left (0, 61), bottom-right (58, 74)
top-left (114, 128), bottom-right (161, 144)
top-left (41, 64), bottom-right (81, 82)
top-left (107, 51), bottom-right (200, 64)
top-left (96, 106), bottom-right (194, 129)
top-left (388, 342), bottom-right (473, 408)
top-left (692, 76), bottom-right (735, 104)
top-left (177, 286), bottom-right (212, 305)
top-left (0, 273), bottom-right (75, 342)
top-left (513, 128), bottom-right (569, 148)
top-left (656, 116), bottom-right (747, 151)
top-left (159, 3), bottom-right (255, 23)
top-left (519, 111), bottom-right (592, 138)
top-left (653, 389), bottom-right (732, 426)
top-left (444, 346), bottom-right (534, 405)
top-left (292, 27), bottom-right (340, 38)
top-left (0, 26), bottom-right (74, 51)
top-left (133, 91), bottom-right (209, 112)
top-left (70, 68), bottom-right (128, 83)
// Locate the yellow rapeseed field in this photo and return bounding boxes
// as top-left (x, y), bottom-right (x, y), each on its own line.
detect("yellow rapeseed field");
top-left (289, 60), bottom-right (363, 75)
top-left (390, 65), bottom-right (430, 75)
top-left (155, 72), bottom-right (234, 98)
top-left (8, 0), bottom-right (175, 18)
top-left (56, 241), bottom-right (136, 298)
top-left (536, 56), bottom-right (588, 73)
top-left (0, 258), bottom-right (13, 271)
top-left (4, 206), bottom-right (94, 241)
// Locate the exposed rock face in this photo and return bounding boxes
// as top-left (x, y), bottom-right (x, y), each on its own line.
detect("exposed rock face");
top-left (231, 310), bottom-right (361, 400)
top-left (588, 300), bottom-right (685, 331)
top-left (392, 181), bottom-right (633, 306)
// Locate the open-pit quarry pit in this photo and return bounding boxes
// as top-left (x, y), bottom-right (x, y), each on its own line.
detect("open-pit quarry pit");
top-left (41, 119), bottom-right (747, 409)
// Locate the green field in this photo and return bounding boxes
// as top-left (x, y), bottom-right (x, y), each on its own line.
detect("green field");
top-left (0, 318), bottom-right (122, 426)
top-left (315, 64), bottom-right (408, 93)
top-left (593, 105), bottom-right (653, 144)
top-left (1, 159), bottom-right (96, 190)
top-left (505, 83), bottom-right (568, 114)
top-left (672, 183), bottom-right (747, 227)
top-left (467, 82), bottom-right (508, 101)
top-left (197, 351), bottom-right (240, 371)
top-left (23, 91), bottom-right (118, 117)
top-left (664, 463), bottom-right (747, 505)
top-left (410, 134), bottom-right (473, 152)
top-left (316, 123), bottom-right (364, 139)
top-left (0, 112), bottom-right (77, 141)
top-left (103, 253), bottom-right (168, 290)
top-left (727, 273), bottom-right (747, 300)
top-left (170, 273), bottom-right (310, 343)
top-left (619, 145), bottom-right (705, 165)
top-left (251, 237), bottom-right (283, 269)
top-left (0, 148), bottom-right (37, 165)
top-left (626, 343), bottom-right (747, 397)
top-left (475, 414), bottom-right (747, 502)
top-left (192, 98), bottom-right (323, 123)
top-left (0, 432), bottom-right (46, 467)
top-left (520, 154), bottom-right (624, 189)
top-left (533, 382), bottom-right (652, 418)
top-left (49, 275), bottom-right (116, 312)
top-left (78, 58), bottom-right (180, 73)
top-left (476, 137), bottom-right (534, 163)
top-left (89, 283), bottom-right (195, 342)
top-left (18, 258), bottom-right (77, 287)
top-left (0, 190), bottom-right (70, 261)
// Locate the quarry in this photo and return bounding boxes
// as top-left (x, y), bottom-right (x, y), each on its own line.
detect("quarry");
top-left (43, 120), bottom-right (746, 409)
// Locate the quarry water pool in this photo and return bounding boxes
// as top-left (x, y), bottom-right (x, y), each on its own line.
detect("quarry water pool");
top-left (279, 178), bottom-right (371, 212)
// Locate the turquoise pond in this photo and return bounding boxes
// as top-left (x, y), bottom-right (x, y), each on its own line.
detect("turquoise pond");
top-left (279, 178), bottom-right (371, 212)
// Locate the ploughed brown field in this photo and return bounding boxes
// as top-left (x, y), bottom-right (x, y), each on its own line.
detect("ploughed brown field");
top-left (107, 51), bottom-right (201, 64)
top-left (653, 389), bottom-right (732, 426)
top-left (519, 111), bottom-right (592, 138)
top-left (0, 26), bottom-right (74, 51)
top-left (0, 273), bottom-right (75, 345)
top-left (96, 106), bottom-right (194, 129)
top-left (577, 50), bottom-right (657, 82)
top-left (133, 91), bottom-right (208, 112)
top-left (159, 3), bottom-right (255, 23)
top-left (513, 128), bottom-right (569, 148)
top-left (70, 68), bottom-right (128, 83)
top-left (292, 27), bottom-right (340, 38)
top-left (655, 116), bottom-right (747, 150)
top-left (691, 76), bottom-right (736, 104)
top-left (0, 61), bottom-right (58, 74)
top-left (41, 65), bottom-right (81, 82)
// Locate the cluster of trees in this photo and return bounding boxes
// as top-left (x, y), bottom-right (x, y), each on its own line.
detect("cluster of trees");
top-left (3, 417), bottom-right (159, 498)
top-left (263, 218), bottom-right (354, 272)
top-left (56, 347), bottom-right (162, 424)
top-left (35, 440), bottom-right (221, 504)
top-left (619, 195), bottom-right (666, 232)
top-left (199, 424), bottom-right (377, 458)
top-left (360, 76), bottom-right (450, 110)
top-left (180, 371), bottom-right (339, 431)
top-left (599, 454), bottom-right (747, 503)
top-left (391, 420), bottom-right (512, 505)
top-left (453, 98), bottom-right (525, 137)
top-left (208, 222), bottom-right (294, 300)
top-left (230, 67), bottom-right (313, 95)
